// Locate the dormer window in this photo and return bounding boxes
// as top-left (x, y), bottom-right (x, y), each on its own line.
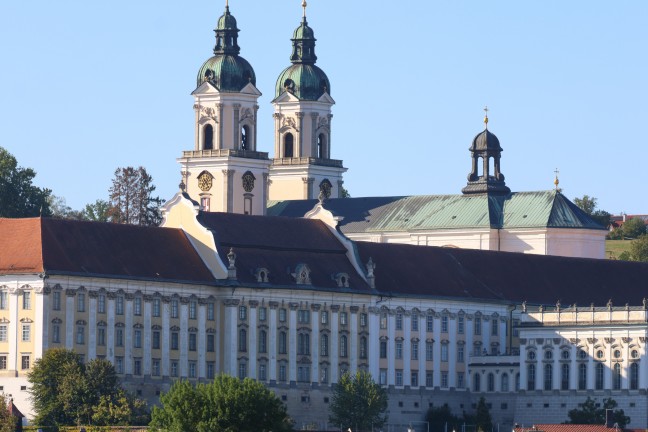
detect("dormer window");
top-left (333, 272), bottom-right (349, 288)
top-left (293, 264), bottom-right (311, 285)
top-left (255, 268), bottom-right (270, 283)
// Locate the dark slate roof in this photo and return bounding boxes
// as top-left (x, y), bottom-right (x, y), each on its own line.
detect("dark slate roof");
top-left (0, 218), bottom-right (215, 283)
top-left (197, 212), bottom-right (372, 292)
top-left (355, 241), bottom-right (648, 306)
top-left (268, 191), bottom-right (606, 233)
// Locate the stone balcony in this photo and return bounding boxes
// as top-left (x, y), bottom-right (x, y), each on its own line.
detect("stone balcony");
top-left (271, 157), bottom-right (344, 168)
top-left (181, 149), bottom-right (269, 160)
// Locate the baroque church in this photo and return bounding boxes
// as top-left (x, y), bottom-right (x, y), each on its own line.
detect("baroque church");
top-left (1, 3), bottom-right (647, 430)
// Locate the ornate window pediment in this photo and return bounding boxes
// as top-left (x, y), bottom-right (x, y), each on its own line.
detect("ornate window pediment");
top-left (255, 268), bottom-right (270, 283)
top-left (333, 272), bottom-right (350, 288)
top-left (292, 264), bottom-right (312, 285)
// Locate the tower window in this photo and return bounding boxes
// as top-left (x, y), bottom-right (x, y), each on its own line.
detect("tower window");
top-left (241, 125), bottom-right (249, 150)
top-left (284, 133), bottom-right (294, 158)
top-left (201, 197), bottom-right (210, 212)
top-left (203, 124), bottom-right (214, 150)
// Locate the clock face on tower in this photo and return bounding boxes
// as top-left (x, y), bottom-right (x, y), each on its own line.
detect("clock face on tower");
top-left (242, 171), bottom-right (256, 192)
top-left (198, 172), bottom-right (213, 192)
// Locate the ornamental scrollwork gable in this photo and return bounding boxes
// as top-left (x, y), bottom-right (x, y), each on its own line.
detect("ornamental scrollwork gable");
top-left (280, 116), bottom-right (299, 133)
top-left (292, 264), bottom-right (311, 285)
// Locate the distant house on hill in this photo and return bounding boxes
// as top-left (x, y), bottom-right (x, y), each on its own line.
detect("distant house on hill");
top-left (610, 214), bottom-right (648, 230)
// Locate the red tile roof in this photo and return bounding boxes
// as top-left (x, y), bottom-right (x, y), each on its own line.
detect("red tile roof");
top-left (514, 425), bottom-right (645, 432)
top-left (0, 217), bottom-right (215, 283)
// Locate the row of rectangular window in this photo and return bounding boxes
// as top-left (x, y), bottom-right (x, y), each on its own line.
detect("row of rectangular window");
top-left (379, 340), bottom-right (465, 362)
top-left (239, 307), bottom-right (368, 327)
top-left (0, 324), bottom-right (32, 342)
top-left (525, 362), bottom-right (640, 391)
top-left (0, 355), bottom-right (30, 370)
top-left (0, 291), bottom-right (31, 310)
top-left (49, 293), bottom-right (216, 321)
top-left (379, 313), bottom-right (499, 337)
top-left (378, 369), bottom-right (465, 389)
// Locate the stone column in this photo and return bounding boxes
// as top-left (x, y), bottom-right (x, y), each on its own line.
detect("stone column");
top-left (311, 305), bottom-right (320, 384)
top-left (296, 112), bottom-right (304, 157)
top-left (418, 315), bottom-right (426, 387)
top-left (310, 112), bottom-right (319, 157)
top-left (8, 288), bottom-right (19, 371)
top-left (253, 105), bottom-right (259, 151)
top-left (519, 341), bottom-right (527, 390)
top-left (65, 290), bottom-right (75, 350)
top-left (161, 298), bottom-right (171, 376)
top-left (248, 301), bottom-right (258, 379)
top-left (269, 302), bottom-right (278, 382)
top-left (350, 306), bottom-right (359, 374)
top-left (179, 299), bottom-right (189, 377)
top-left (331, 305), bottom-right (340, 383)
top-left (222, 169), bottom-right (235, 213)
top-left (327, 114), bottom-right (333, 159)
top-left (124, 296), bottom-right (133, 375)
top-left (368, 308), bottom-right (380, 380)
top-left (88, 292), bottom-right (97, 361)
top-left (143, 296), bottom-right (152, 376)
top-left (302, 177), bottom-right (314, 200)
top-left (433, 315), bottom-right (441, 387)
top-left (217, 104), bottom-right (224, 150)
top-left (448, 315), bottom-right (457, 387)
top-left (288, 303), bottom-right (298, 383)
top-left (387, 311), bottom-right (395, 386)
top-left (552, 344), bottom-right (560, 390)
top-left (107, 294), bottom-right (116, 363)
top-left (403, 314), bottom-right (411, 386)
top-left (233, 104), bottom-right (241, 149)
top-left (570, 344), bottom-right (578, 390)
top-left (273, 113), bottom-right (282, 157)
top-left (465, 315), bottom-right (474, 387)
top-left (197, 301), bottom-right (207, 378)
top-left (223, 299), bottom-right (239, 376)
top-left (262, 173), bottom-right (269, 216)
top-left (499, 319), bottom-right (507, 353)
top-left (35, 287), bottom-right (48, 359)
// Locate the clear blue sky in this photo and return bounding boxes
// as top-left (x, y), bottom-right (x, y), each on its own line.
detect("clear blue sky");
top-left (1, 1), bottom-right (646, 214)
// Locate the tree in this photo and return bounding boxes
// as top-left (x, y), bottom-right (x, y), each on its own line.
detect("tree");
top-left (0, 146), bottom-right (52, 217)
top-left (340, 185), bottom-right (351, 198)
top-left (566, 397), bottom-right (630, 428)
top-left (329, 371), bottom-right (388, 431)
top-left (425, 404), bottom-right (462, 432)
top-left (82, 199), bottom-right (111, 222)
top-left (150, 375), bottom-right (292, 432)
top-left (620, 234), bottom-right (648, 262)
top-left (0, 394), bottom-right (18, 432)
top-left (622, 217), bottom-right (646, 239)
top-left (29, 348), bottom-right (147, 428)
top-left (573, 195), bottom-right (611, 228)
top-left (473, 397), bottom-right (493, 432)
top-left (108, 166), bottom-right (163, 226)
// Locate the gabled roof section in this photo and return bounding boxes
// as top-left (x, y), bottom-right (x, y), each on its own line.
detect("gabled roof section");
top-left (197, 212), bottom-right (372, 292)
top-left (0, 217), bottom-right (214, 283)
top-left (355, 241), bottom-right (648, 305)
top-left (268, 191), bottom-right (606, 233)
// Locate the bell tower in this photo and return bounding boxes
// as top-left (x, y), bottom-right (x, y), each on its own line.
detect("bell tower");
top-left (179, 2), bottom-right (271, 215)
top-left (269, 1), bottom-right (346, 201)
top-left (462, 108), bottom-right (511, 195)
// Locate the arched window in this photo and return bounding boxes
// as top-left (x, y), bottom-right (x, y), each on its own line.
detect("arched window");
top-left (238, 329), bottom-right (247, 352)
top-left (579, 363), bottom-right (587, 390)
top-left (317, 133), bottom-right (327, 158)
top-left (278, 331), bottom-right (287, 354)
top-left (320, 334), bottom-right (329, 356)
top-left (630, 363), bottom-right (639, 390)
top-left (241, 125), bottom-right (250, 150)
top-left (595, 363), bottom-right (604, 390)
top-left (527, 364), bottom-right (536, 390)
top-left (359, 336), bottom-right (367, 359)
top-left (501, 373), bottom-right (509, 392)
top-left (561, 363), bottom-right (570, 390)
top-left (473, 373), bottom-right (481, 392)
top-left (284, 133), bottom-right (294, 158)
top-left (258, 330), bottom-right (267, 353)
top-left (203, 124), bottom-right (214, 150)
top-left (340, 335), bottom-right (348, 357)
top-left (613, 363), bottom-right (622, 390)
top-left (487, 373), bottom-right (495, 392)
top-left (544, 364), bottom-right (553, 390)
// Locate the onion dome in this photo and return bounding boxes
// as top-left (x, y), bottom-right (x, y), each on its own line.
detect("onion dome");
top-left (275, 14), bottom-right (330, 101)
top-left (196, 4), bottom-right (256, 92)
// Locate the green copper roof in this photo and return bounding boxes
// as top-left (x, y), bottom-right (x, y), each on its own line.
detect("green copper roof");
top-left (275, 64), bottom-right (330, 100)
top-left (217, 6), bottom-right (238, 31)
top-left (268, 191), bottom-right (607, 233)
top-left (197, 55), bottom-right (255, 91)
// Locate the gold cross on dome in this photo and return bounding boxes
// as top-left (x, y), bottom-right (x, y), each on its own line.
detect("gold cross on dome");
top-left (302, 0), bottom-right (308, 17)
top-left (554, 168), bottom-right (560, 190)
top-left (483, 105), bottom-right (489, 128)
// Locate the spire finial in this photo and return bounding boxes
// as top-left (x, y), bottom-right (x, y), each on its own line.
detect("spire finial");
top-left (302, 0), bottom-right (307, 18)
top-left (553, 168), bottom-right (560, 190)
top-left (483, 106), bottom-right (489, 129)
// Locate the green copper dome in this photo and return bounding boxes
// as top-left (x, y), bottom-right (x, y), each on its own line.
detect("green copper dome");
top-left (275, 17), bottom-right (330, 100)
top-left (275, 64), bottom-right (330, 101)
top-left (195, 5), bottom-right (256, 92)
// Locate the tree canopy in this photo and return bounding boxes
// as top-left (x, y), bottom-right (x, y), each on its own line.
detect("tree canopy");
top-left (573, 194), bottom-right (611, 228)
top-left (0, 394), bottom-right (19, 432)
top-left (150, 375), bottom-right (292, 432)
top-left (622, 217), bottom-right (646, 239)
top-left (108, 166), bottom-right (163, 226)
top-left (425, 404), bottom-right (462, 432)
top-left (566, 397), bottom-right (630, 428)
top-left (329, 371), bottom-right (388, 432)
top-left (0, 146), bottom-right (51, 217)
top-left (29, 348), bottom-right (148, 428)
